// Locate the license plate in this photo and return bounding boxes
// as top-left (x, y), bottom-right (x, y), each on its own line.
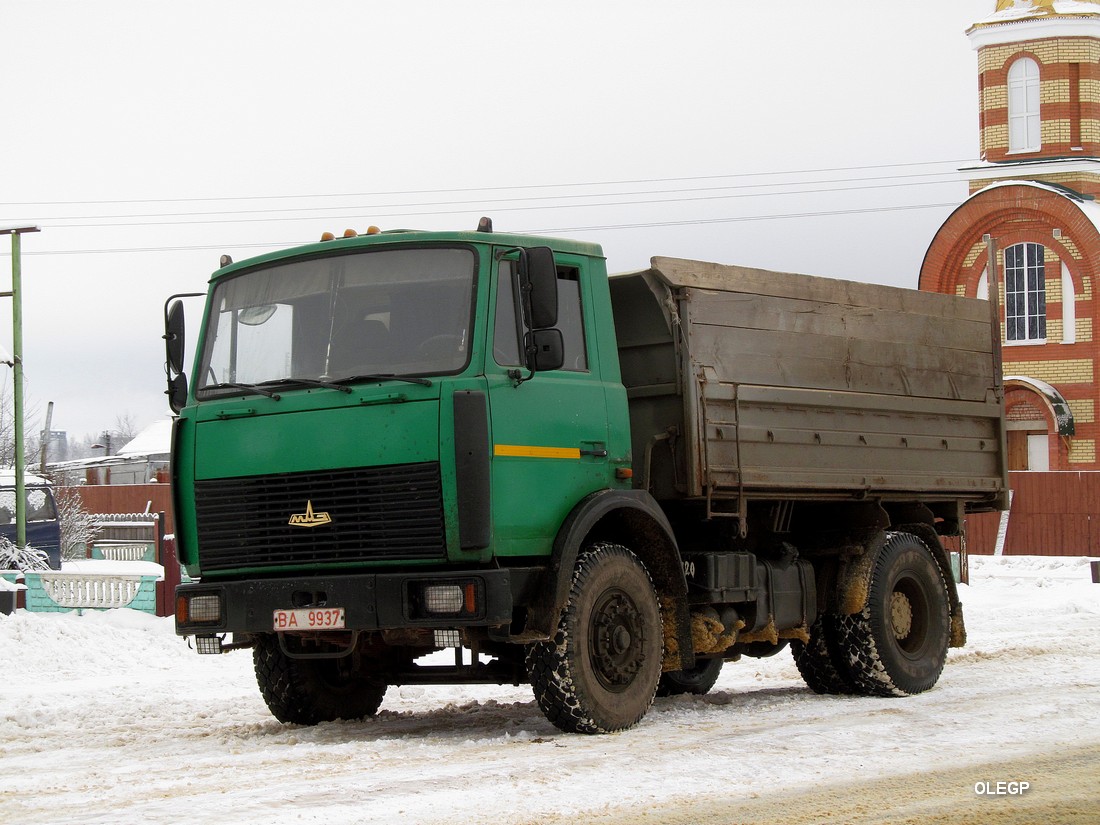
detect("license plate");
top-left (273, 607), bottom-right (346, 631)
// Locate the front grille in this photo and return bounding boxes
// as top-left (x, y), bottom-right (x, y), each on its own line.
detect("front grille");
top-left (194, 462), bottom-right (446, 572)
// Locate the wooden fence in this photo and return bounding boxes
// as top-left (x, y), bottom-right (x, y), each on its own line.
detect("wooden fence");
top-left (950, 471), bottom-right (1099, 556)
top-left (63, 484), bottom-right (174, 535)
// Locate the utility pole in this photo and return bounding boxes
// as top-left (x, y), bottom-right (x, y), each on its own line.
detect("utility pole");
top-left (1, 225), bottom-right (40, 548)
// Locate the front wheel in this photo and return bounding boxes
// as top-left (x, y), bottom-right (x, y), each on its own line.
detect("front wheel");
top-left (253, 635), bottom-right (387, 725)
top-left (836, 531), bottom-right (950, 697)
top-left (528, 543), bottom-right (663, 734)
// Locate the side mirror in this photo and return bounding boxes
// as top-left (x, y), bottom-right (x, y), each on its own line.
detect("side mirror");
top-left (520, 247), bottom-right (558, 330)
top-left (526, 328), bottom-right (564, 372)
top-left (165, 299), bottom-right (187, 375)
top-left (163, 292), bottom-right (204, 413)
top-left (167, 373), bottom-right (189, 414)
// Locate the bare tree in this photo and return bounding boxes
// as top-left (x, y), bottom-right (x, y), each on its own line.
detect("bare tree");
top-left (113, 412), bottom-right (140, 449)
top-left (53, 486), bottom-right (100, 561)
top-left (0, 380), bottom-right (43, 469)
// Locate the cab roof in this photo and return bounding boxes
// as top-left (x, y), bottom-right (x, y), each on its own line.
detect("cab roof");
top-left (211, 228), bottom-right (605, 282)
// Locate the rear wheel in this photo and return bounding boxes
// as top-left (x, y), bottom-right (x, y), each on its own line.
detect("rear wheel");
top-left (791, 614), bottom-right (856, 695)
top-left (657, 657), bottom-right (724, 697)
top-left (253, 635), bottom-right (387, 725)
top-left (528, 543), bottom-right (663, 734)
top-left (836, 531), bottom-right (950, 697)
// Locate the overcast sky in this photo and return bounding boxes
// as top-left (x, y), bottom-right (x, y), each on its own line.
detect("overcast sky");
top-left (1, 0), bottom-right (994, 446)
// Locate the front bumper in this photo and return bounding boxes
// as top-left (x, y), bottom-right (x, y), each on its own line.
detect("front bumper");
top-left (175, 568), bottom-right (525, 636)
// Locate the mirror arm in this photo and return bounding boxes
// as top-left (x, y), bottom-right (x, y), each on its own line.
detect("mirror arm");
top-left (497, 248), bottom-right (536, 386)
top-left (163, 292), bottom-right (204, 411)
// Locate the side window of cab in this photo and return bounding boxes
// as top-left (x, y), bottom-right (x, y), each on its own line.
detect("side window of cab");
top-left (493, 258), bottom-right (588, 371)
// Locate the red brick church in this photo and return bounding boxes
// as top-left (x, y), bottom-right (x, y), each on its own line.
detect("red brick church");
top-left (921, 0), bottom-right (1100, 473)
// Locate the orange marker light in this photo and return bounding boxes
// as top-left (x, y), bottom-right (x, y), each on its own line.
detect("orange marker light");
top-left (366, 225), bottom-right (381, 235)
top-left (343, 228), bottom-right (358, 238)
top-left (320, 231), bottom-right (335, 242)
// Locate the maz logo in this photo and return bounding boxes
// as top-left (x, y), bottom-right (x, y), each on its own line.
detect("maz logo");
top-left (288, 500), bottom-right (332, 528)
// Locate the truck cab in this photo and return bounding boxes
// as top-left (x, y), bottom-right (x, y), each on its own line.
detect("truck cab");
top-left (171, 227), bottom-right (679, 725)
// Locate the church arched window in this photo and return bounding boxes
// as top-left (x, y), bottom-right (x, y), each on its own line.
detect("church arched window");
top-left (1004, 242), bottom-right (1046, 343)
top-left (1007, 57), bottom-right (1041, 153)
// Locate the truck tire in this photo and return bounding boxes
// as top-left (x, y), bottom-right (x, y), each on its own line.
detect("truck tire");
top-left (527, 543), bottom-right (663, 734)
top-left (791, 614), bottom-right (856, 695)
top-left (657, 657), bottom-right (724, 697)
top-left (835, 531), bottom-right (950, 697)
top-left (253, 635), bottom-right (387, 725)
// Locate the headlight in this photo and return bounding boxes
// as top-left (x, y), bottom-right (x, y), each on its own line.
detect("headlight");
top-left (177, 592), bottom-right (222, 624)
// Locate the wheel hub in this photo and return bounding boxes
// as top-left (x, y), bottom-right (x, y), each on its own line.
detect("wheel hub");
top-left (591, 592), bottom-right (646, 690)
top-left (890, 590), bottom-right (913, 640)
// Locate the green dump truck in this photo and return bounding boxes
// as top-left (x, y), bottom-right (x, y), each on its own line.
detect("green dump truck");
top-left (167, 220), bottom-right (1007, 733)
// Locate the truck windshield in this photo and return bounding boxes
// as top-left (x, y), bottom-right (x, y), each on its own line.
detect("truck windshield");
top-left (196, 246), bottom-right (476, 397)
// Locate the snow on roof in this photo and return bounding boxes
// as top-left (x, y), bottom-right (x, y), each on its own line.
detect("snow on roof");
top-left (969, 1), bottom-right (1100, 46)
top-left (982, 0), bottom-right (1100, 23)
top-left (0, 469), bottom-right (52, 487)
top-left (117, 417), bottom-right (173, 458)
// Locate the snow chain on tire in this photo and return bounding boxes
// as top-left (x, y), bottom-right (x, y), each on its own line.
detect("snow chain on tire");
top-left (253, 635), bottom-right (387, 725)
top-left (790, 613), bottom-right (856, 695)
top-left (835, 531), bottom-right (950, 697)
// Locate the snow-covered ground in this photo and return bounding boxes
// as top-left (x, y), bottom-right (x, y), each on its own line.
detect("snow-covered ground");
top-left (2, 555), bottom-right (1099, 824)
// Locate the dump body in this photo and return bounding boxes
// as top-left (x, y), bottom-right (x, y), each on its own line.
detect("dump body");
top-left (611, 256), bottom-right (1008, 515)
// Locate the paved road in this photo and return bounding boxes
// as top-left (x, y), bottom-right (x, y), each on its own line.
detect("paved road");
top-left (523, 744), bottom-right (1100, 825)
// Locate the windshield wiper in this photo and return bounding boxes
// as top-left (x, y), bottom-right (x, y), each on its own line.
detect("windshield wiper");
top-left (334, 373), bottom-right (433, 387)
top-left (261, 377), bottom-right (353, 394)
top-left (202, 381), bottom-right (282, 400)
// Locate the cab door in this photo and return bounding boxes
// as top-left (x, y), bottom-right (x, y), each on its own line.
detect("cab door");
top-left (485, 252), bottom-right (610, 558)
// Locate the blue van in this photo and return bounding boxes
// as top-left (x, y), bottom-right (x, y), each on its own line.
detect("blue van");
top-left (0, 471), bottom-right (62, 569)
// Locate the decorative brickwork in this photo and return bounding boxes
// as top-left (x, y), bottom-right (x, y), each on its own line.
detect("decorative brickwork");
top-left (1068, 397), bottom-right (1096, 423)
top-left (923, 7), bottom-right (1100, 470)
top-left (1005, 358), bottom-right (1094, 383)
top-left (1069, 438), bottom-right (1097, 463)
top-left (1058, 235), bottom-right (1084, 259)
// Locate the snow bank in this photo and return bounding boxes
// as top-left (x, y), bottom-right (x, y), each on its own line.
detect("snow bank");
top-left (61, 558), bottom-right (164, 579)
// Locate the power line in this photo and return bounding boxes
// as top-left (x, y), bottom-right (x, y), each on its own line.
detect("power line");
top-left (6, 200), bottom-right (961, 257)
top-left (34, 173), bottom-right (967, 230)
top-left (0, 158), bottom-right (975, 209)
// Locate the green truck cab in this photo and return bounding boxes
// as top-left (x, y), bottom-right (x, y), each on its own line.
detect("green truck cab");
top-left (168, 220), bottom-right (1006, 733)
